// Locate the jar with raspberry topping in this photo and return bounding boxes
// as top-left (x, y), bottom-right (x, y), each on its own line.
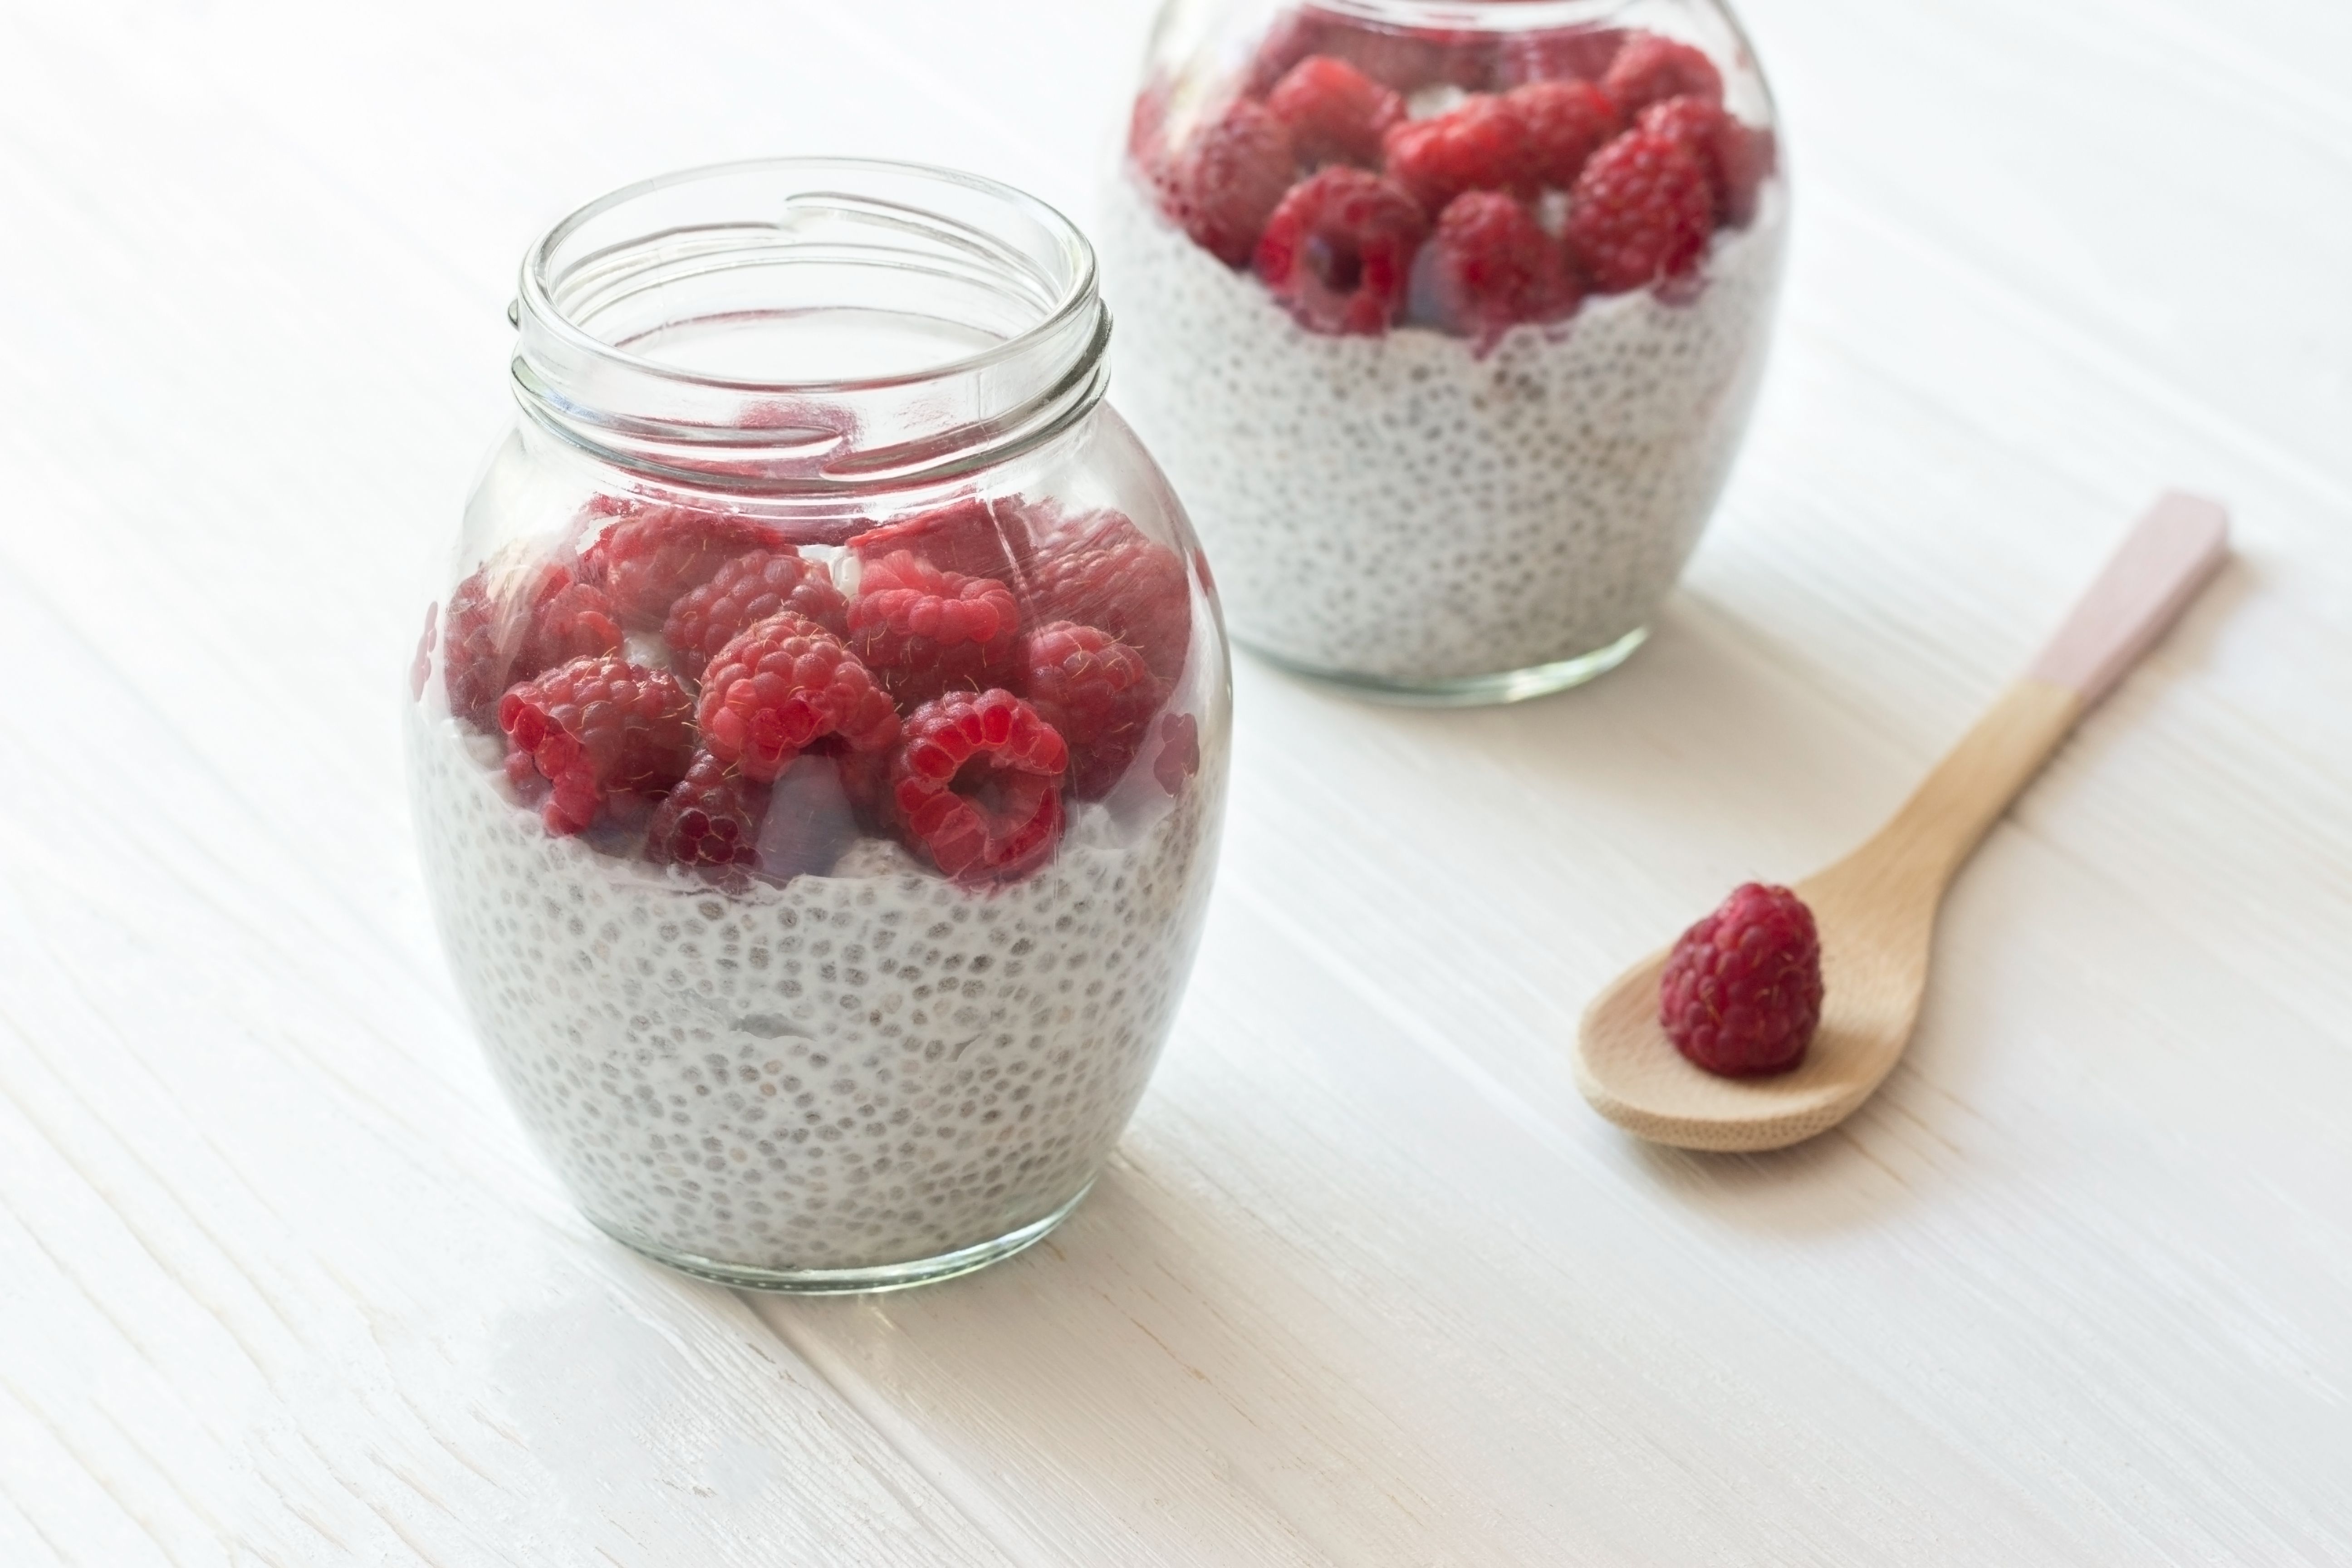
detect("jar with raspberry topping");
top-left (407, 160), bottom-right (1230, 1292)
top-left (1103, 0), bottom-right (1786, 701)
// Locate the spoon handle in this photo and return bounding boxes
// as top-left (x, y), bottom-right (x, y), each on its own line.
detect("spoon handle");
top-left (1812, 493), bottom-right (2231, 900)
top-left (2030, 491), bottom-right (2231, 706)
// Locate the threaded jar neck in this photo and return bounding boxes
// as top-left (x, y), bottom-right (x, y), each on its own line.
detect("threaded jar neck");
top-left (511, 158), bottom-right (1108, 498)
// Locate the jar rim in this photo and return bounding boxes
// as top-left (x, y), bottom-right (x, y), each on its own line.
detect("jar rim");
top-left (516, 155), bottom-right (1100, 397)
top-left (1301, 0), bottom-right (1635, 31)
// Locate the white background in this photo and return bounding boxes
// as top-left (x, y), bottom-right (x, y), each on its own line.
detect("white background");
top-left (0, 0), bottom-right (2346, 1561)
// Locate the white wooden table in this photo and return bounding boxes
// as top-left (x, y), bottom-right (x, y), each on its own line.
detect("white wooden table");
top-left (3, 0), bottom-right (2347, 1561)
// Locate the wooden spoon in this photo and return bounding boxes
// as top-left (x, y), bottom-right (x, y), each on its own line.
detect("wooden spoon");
top-left (1573, 493), bottom-right (2232, 1152)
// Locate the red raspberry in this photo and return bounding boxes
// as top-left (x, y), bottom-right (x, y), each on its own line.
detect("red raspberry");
top-left (888, 689), bottom-right (1068, 883)
top-left (1382, 96), bottom-right (1531, 215)
top-left (514, 569), bottom-right (623, 681)
top-left (441, 570), bottom-right (509, 726)
top-left (1420, 190), bottom-right (1575, 342)
top-left (1659, 882), bottom-right (1823, 1077)
top-left (1637, 96), bottom-right (1771, 228)
top-left (1022, 505), bottom-right (1194, 680)
top-left (1247, 13), bottom-right (1491, 96)
top-left (1255, 167), bottom-right (1429, 335)
top-left (499, 657), bottom-right (696, 835)
top-left (847, 549), bottom-right (1021, 707)
top-left (646, 750), bottom-right (767, 872)
top-left (662, 549), bottom-right (848, 686)
top-left (1564, 128), bottom-right (1714, 293)
top-left (1153, 712), bottom-right (1201, 798)
top-left (1506, 79), bottom-right (1621, 189)
top-left (1166, 100), bottom-right (1298, 268)
top-left (1265, 56), bottom-right (1404, 168)
top-left (846, 496), bottom-right (1034, 588)
top-left (441, 564), bottom-right (623, 726)
top-left (577, 502), bottom-right (791, 630)
top-left (1495, 25), bottom-right (1627, 87)
top-left (1018, 622), bottom-right (1166, 800)
top-left (698, 612), bottom-right (900, 784)
top-left (1601, 31), bottom-right (1723, 116)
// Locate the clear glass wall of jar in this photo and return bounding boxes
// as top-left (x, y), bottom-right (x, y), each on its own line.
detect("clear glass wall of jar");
top-left (1100, 0), bottom-right (1786, 703)
top-left (407, 160), bottom-right (1231, 1293)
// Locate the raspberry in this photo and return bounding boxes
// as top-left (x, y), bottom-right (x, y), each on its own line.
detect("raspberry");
top-left (1265, 56), bottom-right (1403, 168)
top-left (698, 612), bottom-right (900, 784)
top-left (646, 750), bottom-right (767, 872)
top-left (1166, 99), bottom-right (1298, 268)
top-left (1659, 882), bottom-right (1823, 1077)
top-left (1564, 128), bottom-right (1714, 293)
top-left (499, 657), bottom-right (696, 835)
top-left (440, 564), bottom-right (622, 726)
top-left (577, 502), bottom-right (791, 630)
top-left (662, 549), bottom-right (848, 685)
top-left (888, 690), bottom-right (1069, 883)
top-left (1495, 25), bottom-right (1627, 88)
top-left (1506, 79), bottom-right (1621, 189)
top-left (441, 570), bottom-right (508, 725)
top-left (1153, 712), bottom-right (1201, 797)
top-left (1022, 505), bottom-right (1194, 680)
top-left (1247, 13), bottom-right (1491, 96)
top-left (514, 569), bottom-right (623, 681)
top-left (1018, 622), bottom-right (1166, 800)
top-left (1418, 190), bottom-right (1575, 343)
top-left (1381, 95), bottom-right (1531, 215)
top-left (1255, 167), bottom-right (1429, 335)
top-left (847, 549), bottom-right (1021, 706)
top-left (1601, 31), bottom-right (1723, 116)
top-left (846, 496), bottom-right (1033, 588)
top-left (1637, 96), bottom-right (1771, 228)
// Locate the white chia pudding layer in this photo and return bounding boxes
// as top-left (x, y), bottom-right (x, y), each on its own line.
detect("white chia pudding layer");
top-left (1098, 172), bottom-right (1785, 686)
top-left (411, 713), bottom-right (1221, 1274)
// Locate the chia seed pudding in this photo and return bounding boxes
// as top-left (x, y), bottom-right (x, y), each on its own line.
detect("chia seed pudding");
top-left (412, 706), bottom-right (1220, 1274)
top-left (1103, 8), bottom-right (1788, 694)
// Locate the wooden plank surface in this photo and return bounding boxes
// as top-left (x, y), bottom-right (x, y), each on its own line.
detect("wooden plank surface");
top-left (0, 0), bottom-right (2346, 1562)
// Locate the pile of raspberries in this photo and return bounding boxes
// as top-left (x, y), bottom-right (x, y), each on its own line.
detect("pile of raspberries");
top-left (1132, 16), bottom-right (1773, 340)
top-left (427, 495), bottom-right (1197, 884)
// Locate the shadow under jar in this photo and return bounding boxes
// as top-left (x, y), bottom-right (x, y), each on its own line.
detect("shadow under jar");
top-left (407, 160), bottom-right (1231, 1293)
top-left (1100, 0), bottom-right (1787, 703)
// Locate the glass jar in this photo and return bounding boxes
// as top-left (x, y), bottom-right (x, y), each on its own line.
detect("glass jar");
top-left (1100, 0), bottom-right (1786, 702)
top-left (407, 160), bottom-right (1230, 1293)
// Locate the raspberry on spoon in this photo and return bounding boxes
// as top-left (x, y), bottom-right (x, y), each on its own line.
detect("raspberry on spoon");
top-left (1658, 882), bottom-right (1823, 1077)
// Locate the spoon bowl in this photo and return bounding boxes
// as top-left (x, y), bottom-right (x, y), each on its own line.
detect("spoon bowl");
top-left (1573, 495), bottom-right (2231, 1152)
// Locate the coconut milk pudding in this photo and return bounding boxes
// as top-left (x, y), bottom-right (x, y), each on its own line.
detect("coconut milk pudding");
top-left (412, 491), bottom-right (1225, 1284)
top-left (1102, 8), bottom-right (1787, 695)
